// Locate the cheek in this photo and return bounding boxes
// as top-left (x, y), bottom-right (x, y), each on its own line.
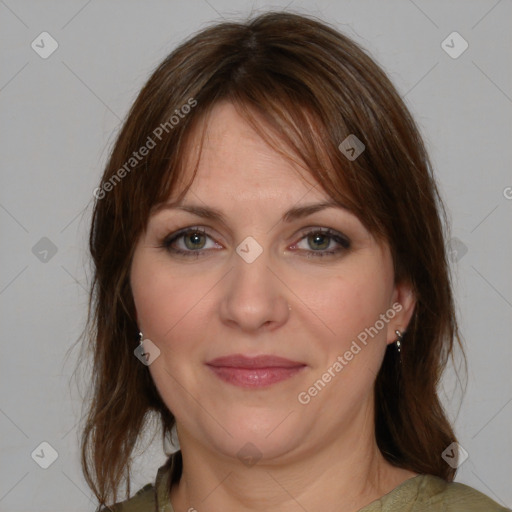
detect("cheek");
top-left (130, 256), bottom-right (208, 404)
top-left (130, 253), bottom-right (220, 368)
top-left (299, 264), bottom-right (392, 346)
top-left (299, 271), bottom-right (393, 400)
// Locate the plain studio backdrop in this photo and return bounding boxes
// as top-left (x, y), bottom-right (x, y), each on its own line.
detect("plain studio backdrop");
top-left (0, 1), bottom-right (511, 510)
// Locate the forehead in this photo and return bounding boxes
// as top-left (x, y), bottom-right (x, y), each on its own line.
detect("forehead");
top-left (171, 101), bottom-right (328, 205)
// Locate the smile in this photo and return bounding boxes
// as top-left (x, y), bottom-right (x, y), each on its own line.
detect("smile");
top-left (205, 354), bottom-right (307, 388)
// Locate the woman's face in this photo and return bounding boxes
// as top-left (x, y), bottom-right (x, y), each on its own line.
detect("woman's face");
top-left (130, 101), bottom-right (415, 463)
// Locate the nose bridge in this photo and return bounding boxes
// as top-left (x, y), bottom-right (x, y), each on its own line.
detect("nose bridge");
top-left (231, 236), bottom-right (274, 300)
top-left (220, 235), bottom-right (289, 330)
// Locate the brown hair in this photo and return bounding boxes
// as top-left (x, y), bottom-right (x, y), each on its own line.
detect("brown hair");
top-left (78, 10), bottom-right (466, 508)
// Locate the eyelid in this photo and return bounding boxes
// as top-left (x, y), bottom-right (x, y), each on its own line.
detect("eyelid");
top-left (161, 225), bottom-right (349, 244)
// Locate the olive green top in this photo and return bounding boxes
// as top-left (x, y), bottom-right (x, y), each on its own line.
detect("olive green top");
top-left (102, 452), bottom-right (510, 512)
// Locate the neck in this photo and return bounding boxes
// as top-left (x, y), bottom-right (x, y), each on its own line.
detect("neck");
top-left (169, 413), bottom-right (417, 512)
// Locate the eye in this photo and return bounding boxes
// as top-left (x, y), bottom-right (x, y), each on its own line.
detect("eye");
top-left (160, 226), bottom-right (351, 259)
top-left (291, 228), bottom-right (351, 258)
top-left (161, 227), bottom-right (221, 258)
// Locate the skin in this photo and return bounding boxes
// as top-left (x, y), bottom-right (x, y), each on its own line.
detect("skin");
top-left (130, 101), bottom-right (418, 512)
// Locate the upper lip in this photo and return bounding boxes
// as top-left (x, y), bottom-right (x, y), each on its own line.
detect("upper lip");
top-left (206, 354), bottom-right (305, 368)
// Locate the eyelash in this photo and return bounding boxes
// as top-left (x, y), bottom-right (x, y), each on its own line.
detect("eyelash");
top-left (160, 226), bottom-right (351, 259)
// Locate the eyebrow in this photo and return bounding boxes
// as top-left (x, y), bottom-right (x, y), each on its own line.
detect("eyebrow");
top-left (152, 200), bottom-right (350, 224)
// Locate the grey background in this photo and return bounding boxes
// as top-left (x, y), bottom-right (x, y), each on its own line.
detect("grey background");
top-left (1, 0), bottom-right (511, 510)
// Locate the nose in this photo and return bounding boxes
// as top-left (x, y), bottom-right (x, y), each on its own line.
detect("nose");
top-left (219, 247), bottom-right (290, 333)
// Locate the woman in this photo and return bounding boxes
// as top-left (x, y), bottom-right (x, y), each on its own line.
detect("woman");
top-left (81, 11), bottom-right (509, 512)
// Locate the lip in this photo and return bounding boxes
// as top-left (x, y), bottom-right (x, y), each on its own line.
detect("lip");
top-left (206, 354), bottom-right (306, 388)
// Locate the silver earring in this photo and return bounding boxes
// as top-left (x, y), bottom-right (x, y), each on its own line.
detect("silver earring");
top-left (395, 330), bottom-right (403, 353)
top-left (138, 331), bottom-right (143, 344)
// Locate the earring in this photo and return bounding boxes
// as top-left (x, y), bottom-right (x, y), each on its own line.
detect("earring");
top-left (138, 331), bottom-right (143, 344)
top-left (395, 330), bottom-right (403, 355)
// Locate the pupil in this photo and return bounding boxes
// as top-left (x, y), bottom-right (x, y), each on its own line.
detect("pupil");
top-left (309, 233), bottom-right (328, 250)
top-left (185, 232), bottom-right (205, 250)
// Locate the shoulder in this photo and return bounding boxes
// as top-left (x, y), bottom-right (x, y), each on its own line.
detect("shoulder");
top-left (98, 482), bottom-right (155, 512)
top-left (363, 474), bottom-right (510, 512)
top-left (422, 475), bottom-right (510, 511)
top-left (407, 474), bottom-right (510, 511)
top-left (98, 454), bottom-right (177, 512)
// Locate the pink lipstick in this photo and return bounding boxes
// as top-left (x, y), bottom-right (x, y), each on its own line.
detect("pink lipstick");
top-left (206, 354), bottom-right (306, 388)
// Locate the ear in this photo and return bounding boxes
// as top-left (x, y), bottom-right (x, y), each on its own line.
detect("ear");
top-left (129, 277), bottom-right (140, 329)
top-left (132, 305), bottom-right (142, 335)
top-left (386, 280), bottom-right (416, 345)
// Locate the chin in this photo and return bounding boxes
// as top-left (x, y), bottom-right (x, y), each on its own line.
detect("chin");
top-left (210, 430), bottom-right (300, 465)
top-left (186, 406), bottom-right (304, 463)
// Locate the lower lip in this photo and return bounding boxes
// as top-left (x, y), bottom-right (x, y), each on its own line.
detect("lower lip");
top-left (207, 365), bottom-right (305, 388)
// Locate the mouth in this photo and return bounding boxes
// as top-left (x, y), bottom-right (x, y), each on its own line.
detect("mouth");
top-left (205, 354), bottom-right (307, 388)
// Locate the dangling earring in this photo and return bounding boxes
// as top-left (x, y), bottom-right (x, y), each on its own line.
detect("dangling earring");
top-left (395, 330), bottom-right (403, 363)
top-left (135, 331), bottom-right (149, 365)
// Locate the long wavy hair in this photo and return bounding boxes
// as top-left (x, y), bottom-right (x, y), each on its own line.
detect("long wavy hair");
top-left (76, 10), bottom-right (466, 509)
